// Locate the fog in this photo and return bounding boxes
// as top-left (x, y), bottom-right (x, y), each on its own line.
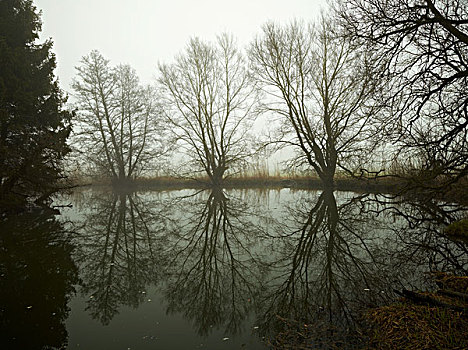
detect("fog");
top-left (35, 0), bottom-right (326, 91)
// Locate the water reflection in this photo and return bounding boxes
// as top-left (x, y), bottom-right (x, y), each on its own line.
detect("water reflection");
top-left (358, 194), bottom-right (468, 277)
top-left (162, 188), bottom-right (266, 336)
top-left (72, 188), bottom-right (269, 341)
top-left (65, 188), bottom-right (466, 348)
top-left (72, 191), bottom-right (166, 325)
top-left (257, 190), bottom-right (467, 347)
top-left (0, 209), bottom-right (78, 350)
top-left (257, 190), bottom-right (386, 346)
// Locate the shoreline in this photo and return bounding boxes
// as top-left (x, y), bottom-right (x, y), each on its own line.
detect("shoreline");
top-left (69, 175), bottom-right (468, 205)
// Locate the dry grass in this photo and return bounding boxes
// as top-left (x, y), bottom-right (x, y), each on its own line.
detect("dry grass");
top-left (433, 273), bottom-right (468, 294)
top-left (365, 303), bottom-right (468, 350)
top-left (133, 176), bottom-right (206, 189)
top-left (364, 274), bottom-right (468, 350)
top-left (130, 174), bottom-right (406, 192)
top-left (223, 175), bottom-right (322, 188)
top-left (69, 172), bottom-right (467, 205)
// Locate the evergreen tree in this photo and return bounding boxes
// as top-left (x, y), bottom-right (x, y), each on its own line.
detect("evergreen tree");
top-left (0, 0), bottom-right (72, 210)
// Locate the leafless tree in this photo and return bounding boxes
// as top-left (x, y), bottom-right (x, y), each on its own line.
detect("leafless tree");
top-left (249, 18), bottom-right (383, 188)
top-left (158, 34), bottom-right (256, 186)
top-left (72, 50), bottom-right (169, 185)
top-left (334, 0), bottom-right (468, 187)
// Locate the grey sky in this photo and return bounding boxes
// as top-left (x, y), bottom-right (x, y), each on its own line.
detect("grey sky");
top-left (35, 0), bottom-right (327, 93)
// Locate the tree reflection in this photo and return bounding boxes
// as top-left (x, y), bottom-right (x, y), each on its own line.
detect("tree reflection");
top-left (162, 188), bottom-right (266, 336)
top-left (258, 189), bottom-right (467, 347)
top-left (258, 190), bottom-right (384, 346)
top-left (74, 191), bottom-right (166, 325)
top-left (358, 194), bottom-right (468, 278)
top-left (0, 209), bottom-right (78, 350)
top-left (67, 187), bottom-right (467, 346)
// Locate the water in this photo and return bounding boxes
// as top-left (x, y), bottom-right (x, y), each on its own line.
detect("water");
top-left (1, 187), bottom-right (467, 349)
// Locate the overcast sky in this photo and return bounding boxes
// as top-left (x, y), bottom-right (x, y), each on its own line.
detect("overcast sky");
top-left (35, 0), bottom-right (328, 93)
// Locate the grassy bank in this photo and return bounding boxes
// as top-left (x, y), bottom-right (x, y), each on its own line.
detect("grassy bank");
top-left (73, 175), bottom-right (406, 192)
top-left (69, 173), bottom-right (468, 204)
top-left (365, 273), bottom-right (468, 350)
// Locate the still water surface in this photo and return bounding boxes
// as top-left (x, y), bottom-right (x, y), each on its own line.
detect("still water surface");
top-left (1, 188), bottom-right (467, 349)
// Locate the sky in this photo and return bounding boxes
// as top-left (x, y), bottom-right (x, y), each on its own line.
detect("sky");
top-left (34, 0), bottom-right (328, 94)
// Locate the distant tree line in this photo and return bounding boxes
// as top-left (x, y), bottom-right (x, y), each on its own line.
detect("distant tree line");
top-left (1, 0), bottom-right (466, 210)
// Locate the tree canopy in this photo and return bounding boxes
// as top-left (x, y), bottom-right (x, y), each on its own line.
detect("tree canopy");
top-left (335, 0), bottom-right (468, 186)
top-left (72, 50), bottom-right (168, 185)
top-left (249, 19), bottom-right (382, 188)
top-left (158, 34), bottom-right (256, 185)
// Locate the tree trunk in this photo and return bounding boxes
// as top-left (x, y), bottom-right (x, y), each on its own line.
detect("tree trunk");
top-left (211, 165), bottom-right (227, 187)
top-left (319, 167), bottom-right (336, 190)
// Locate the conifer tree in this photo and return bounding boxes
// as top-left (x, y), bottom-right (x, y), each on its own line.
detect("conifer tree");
top-left (0, 0), bottom-right (72, 209)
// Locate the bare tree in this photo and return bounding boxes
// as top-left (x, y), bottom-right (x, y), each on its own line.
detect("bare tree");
top-left (249, 18), bottom-right (382, 188)
top-left (158, 34), bottom-right (256, 186)
top-left (72, 50), bottom-right (168, 185)
top-left (334, 0), bottom-right (468, 187)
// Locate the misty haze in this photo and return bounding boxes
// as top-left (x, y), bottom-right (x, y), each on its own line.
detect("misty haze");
top-left (1, 0), bottom-right (467, 349)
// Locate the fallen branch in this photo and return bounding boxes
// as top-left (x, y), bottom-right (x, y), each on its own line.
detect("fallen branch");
top-left (394, 289), bottom-right (468, 312)
top-left (438, 289), bottom-right (468, 302)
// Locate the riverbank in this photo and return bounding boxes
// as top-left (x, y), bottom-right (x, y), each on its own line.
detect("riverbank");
top-left (70, 174), bottom-right (468, 205)
top-left (266, 272), bottom-right (468, 350)
top-left (364, 273), bottom-right (468, 350)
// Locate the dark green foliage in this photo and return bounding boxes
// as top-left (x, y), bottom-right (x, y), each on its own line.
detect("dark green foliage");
top-left (0, 0), bottom-right (72, 210)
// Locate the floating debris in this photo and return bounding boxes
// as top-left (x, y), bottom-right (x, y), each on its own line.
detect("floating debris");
top-left (26, 305), bottom-right (33, 309)
top-left (222, 337), bottom-right (229, 341)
